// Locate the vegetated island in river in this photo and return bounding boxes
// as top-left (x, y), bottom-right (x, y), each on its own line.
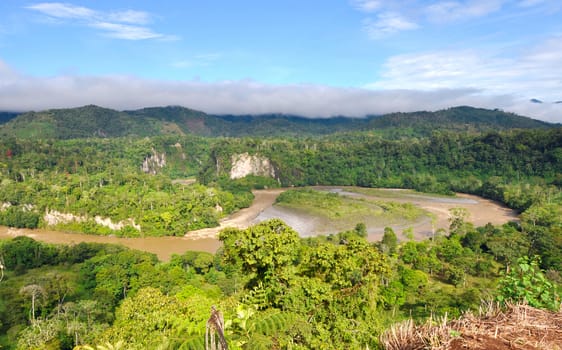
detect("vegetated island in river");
top-left (1, 187), bottom-right (517, 261)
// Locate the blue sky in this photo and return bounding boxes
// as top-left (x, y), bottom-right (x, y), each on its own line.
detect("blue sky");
top-left (0, 0), bottom-right (561, 121)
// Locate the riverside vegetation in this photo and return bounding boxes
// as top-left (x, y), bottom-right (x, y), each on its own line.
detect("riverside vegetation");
top-left (0, 106), bottom-right (561, 349)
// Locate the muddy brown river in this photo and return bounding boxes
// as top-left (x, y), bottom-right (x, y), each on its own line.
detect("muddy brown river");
top-left (0, 187), bottom-right (517, 261)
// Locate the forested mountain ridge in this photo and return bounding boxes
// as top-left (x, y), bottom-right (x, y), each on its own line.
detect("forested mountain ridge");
top-left (0, 104), bottom-right (555, 139)
top-left (0, 105), bottom-right (162, 139)
top-left (0, 112), bottom-right (19, 124)
top-left (365, 106), bottom-right (555, 135)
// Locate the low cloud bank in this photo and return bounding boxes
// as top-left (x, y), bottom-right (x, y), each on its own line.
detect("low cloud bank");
top-left (0, 61), bottom-right (559, 122)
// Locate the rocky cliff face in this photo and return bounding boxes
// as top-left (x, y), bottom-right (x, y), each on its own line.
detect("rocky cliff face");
top-left (43, 209), bottom-right (141, 231)
top-left (229, 153), bottom-right (276, 180)
top-left (141, 149), bottom-right (166, 174)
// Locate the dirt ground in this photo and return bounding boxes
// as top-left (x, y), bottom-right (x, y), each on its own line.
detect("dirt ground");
top-left (361, 190), bottom-right (518, 241)
top-left (381, 304), bottom-right (562, 350)
top-left (185, 187), bottom-right (518, 241)
top-left (184, 188), bottom-right (286, 239)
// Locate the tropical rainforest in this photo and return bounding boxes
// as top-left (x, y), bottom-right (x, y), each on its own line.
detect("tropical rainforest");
top-left (0, 105), bottom-right (560, 349)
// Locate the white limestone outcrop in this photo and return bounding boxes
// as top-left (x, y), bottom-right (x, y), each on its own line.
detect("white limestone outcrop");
top-left (229, 153), bottom-right (276, 180)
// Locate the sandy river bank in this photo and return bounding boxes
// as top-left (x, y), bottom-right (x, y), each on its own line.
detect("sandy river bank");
top-left (0, 187), bottom-right (517, 261)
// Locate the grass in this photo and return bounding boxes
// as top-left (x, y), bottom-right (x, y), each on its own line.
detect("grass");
top-left (274, 188), bottom-right (428, 233)
top-left (345, 187), bottom-right (457, 200)
top-left (276, 188), bottom-right (382, 219)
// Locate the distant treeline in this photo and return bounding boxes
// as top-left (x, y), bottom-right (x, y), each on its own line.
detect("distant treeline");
top-left (0, 105), bottom-right (555, 139)
top-left (201, 128), bottom-right (562, 203)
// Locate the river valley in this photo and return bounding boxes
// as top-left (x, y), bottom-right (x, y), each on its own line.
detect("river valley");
top-left (0, 187), bottom-right (517, 261)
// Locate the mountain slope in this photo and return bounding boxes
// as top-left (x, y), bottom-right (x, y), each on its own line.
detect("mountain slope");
top-left (366, 106), bottom-right (554, 136)
top-left (0, 105), bottom-right (172, 139)
top-left (0, 112), bottom-right (19, 124)
top-left (0, 105), bottom-right (556, 139)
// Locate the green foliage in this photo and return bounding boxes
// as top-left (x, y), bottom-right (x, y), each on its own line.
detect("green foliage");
top-left (15, 317), bottom-right (62, 350)
top-left (0, 236), bottom-right (59, 273)
top-left (1, 105), bottom-right (553, 140)
top-left (219, 219), bottom-right (300, 290)
top-left (381, 227), bottom-right (398, 255)
top-left (0, 206), bottom-right (40, 228)
top-left (223, 175), bottom-right (280, 191)
top-left (0, 214), bottom-right (558, 349)
top-left (399, 266), bottom-right (428, 292)
top-left (497, 256), bottom-right (560, 310)
top-left (79, 249), bottom-right (161, 308)
top-left (1, 108), bottom-right (561, 348)
top-left (201, 128), bottom-right (562, 192)
top-left (275, 188), bottom-right (426, 233)
top-left (354, 222), bottom-right (367, 238)
top-left (485, 224), bottom-right (531, 266)
top-left (170, 251), bottom-right (215, 274)
top-left (0, 135), bottom-right (257, 237)
top-left (227, 306), bottom-right (310, 350)
top-left (102, 286), bottom-right (217, 348)
top-left (521, 202), bottom-right (562, 271)
top-left (448, 207), bottom-right (471, 236)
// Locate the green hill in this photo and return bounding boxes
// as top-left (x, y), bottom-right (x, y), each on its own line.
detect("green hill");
top-left (0, 104), bottom-right (555, 139)
top-left (0, 105), bottom-right (167, 139)
top-left (366, 106), bottom-right (554, 136)
top-left (125, 105), bottom-right (557, 137)
top-left (0, 111), bottom-right (19, 124)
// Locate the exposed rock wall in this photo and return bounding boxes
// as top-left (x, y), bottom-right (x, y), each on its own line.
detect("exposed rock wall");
top-left (44, 209), bottom-right (141, 231)
top-left (43, 210), bottom-right (83, 226)
top-left (1, 203), bottom-right (34, 211)
top-left (141, 148), bottom-right (166, 174)
top-left (230, 153), bottom-right (276, 180)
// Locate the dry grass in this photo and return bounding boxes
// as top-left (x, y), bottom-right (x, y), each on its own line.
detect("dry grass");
top-left (380, 303), bottom-right (562, 350)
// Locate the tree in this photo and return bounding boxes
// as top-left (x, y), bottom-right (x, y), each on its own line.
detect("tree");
top-left (354, 222), bottom-right (367, 238)
top-left (0, 254), bottom-right (5, 283)
top-left (44, 272), bottom-right (75, 314)
top-left (103, 286), bottom-right (213, 348)
top-left (380, 227), bottom-right (398, 255)
top-left (485, 225), bottom-right (530, 267)
top-left (0, 236), bottom-right (59, 273)
top-left (448, 207), bottom-right (470, 237)
top-left (16, 317), bottom-right (62, 350)
top-left (20, 284), bottom-right (46, 323)
top-left (219, 219), bottom-right (300, 287)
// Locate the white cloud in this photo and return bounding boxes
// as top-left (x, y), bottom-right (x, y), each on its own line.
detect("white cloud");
top-left (364, 35), bottom-right (562, 121)
top-left (363, 12), bottom-right (418, 38)
top-left (351, 1), bottom-right (420, 37)
top-left (351, 0), bottom-right (560, 39)
top-left (107, 10), bottom-right (151, 25)
top-left (351, 0), bottom-right (384, 12)
top-left (370, 50), bottom-right (516, 90)
top-left (26, 2), bottom-right (95, 19)
top-left (371, 35), bottom-right (562, 95)
top-left (0, 59), bottom-right (559, 122)
top-left (425, 0), bottom-right (504, 22)
top-left (26, 2), bottom-right (172, 40)
top-left (90, 22), bottom-right (162, 40)
top-left (351, 0), bottom-right (510, 38)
